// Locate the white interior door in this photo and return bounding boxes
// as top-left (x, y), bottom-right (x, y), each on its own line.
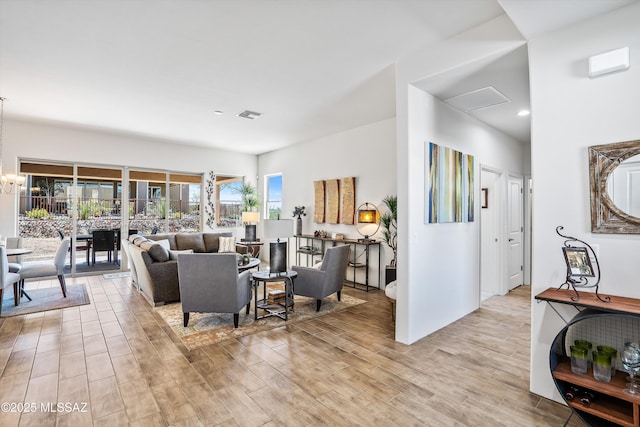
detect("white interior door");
top-left (507, 175), bottom-right (524, 290)
top-left (480, 169), bottom-right (501, 299)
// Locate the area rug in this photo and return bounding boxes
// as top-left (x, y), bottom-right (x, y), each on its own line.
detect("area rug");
top-left (103, 271), bottom-right (131, 279)
top-left (154, 285), bottom-right (367, 350)
top-left (1, 284), bottom-right (90, 318)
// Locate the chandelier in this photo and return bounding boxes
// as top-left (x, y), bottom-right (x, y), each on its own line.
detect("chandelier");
top-left (0, 97), bottom-right (26, 194)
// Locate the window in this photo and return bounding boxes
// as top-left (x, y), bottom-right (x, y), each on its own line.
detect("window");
top-left (216, 176), bottom-right (243, 227)
top-left (265, 174), bottom-right (282, 220)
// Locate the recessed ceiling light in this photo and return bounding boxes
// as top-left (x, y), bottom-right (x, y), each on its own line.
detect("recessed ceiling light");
top-left (517, 110), bottom-right (530, 116)
top-left (238, 110), bottom-right (262, 120)
top-left (213, 110), bottom-right (223, 115)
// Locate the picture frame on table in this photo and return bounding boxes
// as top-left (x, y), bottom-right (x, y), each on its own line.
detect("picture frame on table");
top-left (562, 246), bottom-right (595, 277)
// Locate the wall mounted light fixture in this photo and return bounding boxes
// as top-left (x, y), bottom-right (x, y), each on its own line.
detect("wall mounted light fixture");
top-left (0, 97), bottom-right (26, 194)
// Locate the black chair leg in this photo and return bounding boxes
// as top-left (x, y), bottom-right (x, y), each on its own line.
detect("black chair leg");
top-left (13, 283), bottom-right (19, 306)
top-left (337, 291), bottom-right (341, 302)
top-left (233, 313), bottom-right (240, 328)
top-left (58, 275), bottom-right (67, 298)
top-left (183, 312), bottom-right (189, 327)
top-left (20, 279), bottom-right (32, 301)
top-left (246, 301), bottom-right (251, 314)
top-left (316, 299), bottom-right (322, 312)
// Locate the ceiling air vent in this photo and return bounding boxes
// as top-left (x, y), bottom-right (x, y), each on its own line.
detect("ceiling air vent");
top-left (444, 86), bottom-right (510, 112)
top-left (237, 110), bottom-right (262, 120)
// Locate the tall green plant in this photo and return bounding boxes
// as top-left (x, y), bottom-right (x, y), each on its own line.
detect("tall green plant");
top-left (235, 182), bottom-right (260, 212)
top-left (380, 195), bottom-right (397, 267)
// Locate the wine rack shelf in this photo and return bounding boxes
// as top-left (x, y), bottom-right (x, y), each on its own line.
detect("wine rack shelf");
top-left (537, 288), bottom-right (640, 427)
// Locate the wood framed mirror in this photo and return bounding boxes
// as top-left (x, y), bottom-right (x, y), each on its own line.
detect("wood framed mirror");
top-left (589, 139), bottom-right (640, 233)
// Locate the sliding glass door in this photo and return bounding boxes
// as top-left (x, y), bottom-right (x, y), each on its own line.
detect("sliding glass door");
top-left (18, 161), bottom-right (202, 276)
top-left (128, 170), bottom-right (201, 234)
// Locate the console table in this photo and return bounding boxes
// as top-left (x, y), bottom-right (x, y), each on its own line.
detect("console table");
top-left (295, 235), bottom-right (381, 291)
top-left (536, 288), bottom-right (640, 426)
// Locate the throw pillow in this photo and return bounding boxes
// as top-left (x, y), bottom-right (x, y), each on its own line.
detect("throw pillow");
top-left (147, 243), bottom-right (170, 263)
top-left (219, 236), bottom-right (236, 253)
top-left (203, 232), bottom-right (232, 253)
top-left (175, 233), bottom-right (206, 253)
top-left (312, 261), bottom-right (323, 270)
top-left (133, 236), bottom-right (148, 246)
top-left (155, 239), bottom-right (171, 251)
top-left (139, 241), bottom-right (155, 252)
top-left (169, 249), bottom-right (194, 261)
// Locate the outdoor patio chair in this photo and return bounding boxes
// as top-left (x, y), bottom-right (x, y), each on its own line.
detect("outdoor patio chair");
top-left (57, 229), bottom-right (91, 265)
top-left (92, 229), bottom-right (115, 265)
top-left (18, 238), bottom-right (70, 299)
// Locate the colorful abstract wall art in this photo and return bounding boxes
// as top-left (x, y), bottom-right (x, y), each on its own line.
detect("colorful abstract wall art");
top-left (427, 142), bottom-right (474, 223)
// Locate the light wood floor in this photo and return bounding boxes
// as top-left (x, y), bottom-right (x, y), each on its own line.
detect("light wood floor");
top-left (0, 277), bottom-right (584, 426)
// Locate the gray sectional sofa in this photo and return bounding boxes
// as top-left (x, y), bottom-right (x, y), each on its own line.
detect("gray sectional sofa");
top-left (122, 232), bottom-right (234, 306)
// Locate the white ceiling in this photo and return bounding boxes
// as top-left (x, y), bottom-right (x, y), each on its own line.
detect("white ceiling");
top-left (0, 0), bottom-right (637, 154)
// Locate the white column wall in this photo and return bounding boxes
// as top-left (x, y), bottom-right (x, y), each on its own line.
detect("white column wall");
top-left (528, 3), bottom-right (640, 401)
top-left (395, 14), bottom-right (526, 344)
top-left (0, 118), bottom-right (257, 238)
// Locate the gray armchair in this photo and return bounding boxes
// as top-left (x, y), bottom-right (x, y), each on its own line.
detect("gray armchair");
top-left (292, 244), bottom-right (350, 311)
top-left (1, 247), bottom-right (21, 314)
top-left (19, 238), bottom-right (70, 299)
top-left (177, 253), bottom-right (251, 328)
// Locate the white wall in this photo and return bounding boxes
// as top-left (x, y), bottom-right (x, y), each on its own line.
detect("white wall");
top-left (528, 3), bottom-right (640, 401)
top-left (395, 14), bottom-right (526, 344)
top-left (404, 86), bottom-right (524, 342)
top-left (0, 118), bottom-right (257, 238)
top-left (258, 118), bottom-right (397, 281)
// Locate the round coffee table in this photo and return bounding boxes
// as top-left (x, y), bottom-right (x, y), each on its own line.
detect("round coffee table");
top-left (238, 257), bottom-right (260, 272)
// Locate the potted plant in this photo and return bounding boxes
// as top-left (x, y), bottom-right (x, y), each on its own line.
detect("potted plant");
top-left (292, 206), bottom-right (306, 236)
top-left (380, 195), bottom-right (397, 284)
top-left (236, 182), bottom-right (260, 212)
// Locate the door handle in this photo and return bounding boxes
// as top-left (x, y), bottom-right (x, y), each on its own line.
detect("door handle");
top-left (508, 238), bottom-right (514, 242)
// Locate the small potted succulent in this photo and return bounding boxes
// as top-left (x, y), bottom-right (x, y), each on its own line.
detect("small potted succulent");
top-left (292, 206), bottom-right (306, 236)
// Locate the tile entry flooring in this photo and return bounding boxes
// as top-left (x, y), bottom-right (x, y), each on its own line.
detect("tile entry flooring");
top-left (0, 276), bottom-right (585, 426)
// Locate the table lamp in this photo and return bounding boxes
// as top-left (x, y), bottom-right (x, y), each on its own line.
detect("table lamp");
top-left (356, 202), bottom-right (379, 242)
top-left (241, 211), bottom-right (260, 242)
top-left (263, 219), bottom-right (293, 275)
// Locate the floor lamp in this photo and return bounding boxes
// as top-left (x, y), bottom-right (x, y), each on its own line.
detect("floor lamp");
top-left (263, 219), bottom-right (293, 276)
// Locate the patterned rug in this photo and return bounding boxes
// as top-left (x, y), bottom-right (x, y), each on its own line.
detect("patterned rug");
top-left (1, 284), bottom-right (90, 318)
top-left (154, 283), bottom-right (366, 350)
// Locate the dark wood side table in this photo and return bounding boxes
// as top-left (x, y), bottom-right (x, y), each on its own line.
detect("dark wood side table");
top-left (237, 241), bottom-right (264, 258)
top-left (251, 270), bottom-right (297, 321)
